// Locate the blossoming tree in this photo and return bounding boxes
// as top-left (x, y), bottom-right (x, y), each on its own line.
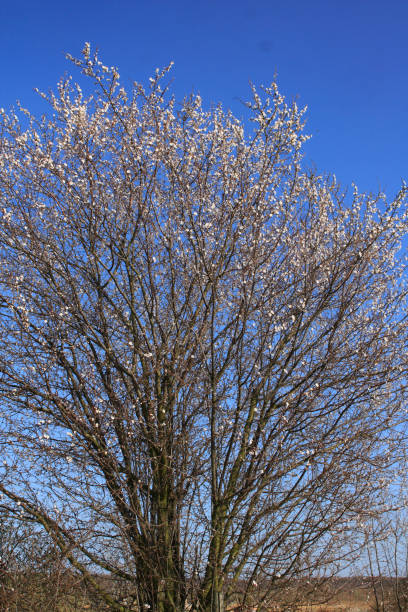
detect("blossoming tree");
top-left (0, 45), bottom-right (407, 612)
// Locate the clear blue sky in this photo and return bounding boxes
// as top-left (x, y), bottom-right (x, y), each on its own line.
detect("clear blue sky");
top-left (1, 0), bottom-right (407, 197)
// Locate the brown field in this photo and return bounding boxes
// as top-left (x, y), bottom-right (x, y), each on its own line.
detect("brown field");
top-left (1, 576), bottom-right (406, 611)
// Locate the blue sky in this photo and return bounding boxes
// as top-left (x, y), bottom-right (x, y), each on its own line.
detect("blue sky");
top-left (0, 0), bottom-right (407, 197)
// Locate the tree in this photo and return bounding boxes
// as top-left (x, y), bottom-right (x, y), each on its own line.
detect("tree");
top-left (362, 481), bottom-right (408, 612)
top-left (0, 44), bottom-right (407, 612)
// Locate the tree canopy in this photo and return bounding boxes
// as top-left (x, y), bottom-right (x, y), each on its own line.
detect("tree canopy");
top-left (0, 45), bottom-right (407, 612)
